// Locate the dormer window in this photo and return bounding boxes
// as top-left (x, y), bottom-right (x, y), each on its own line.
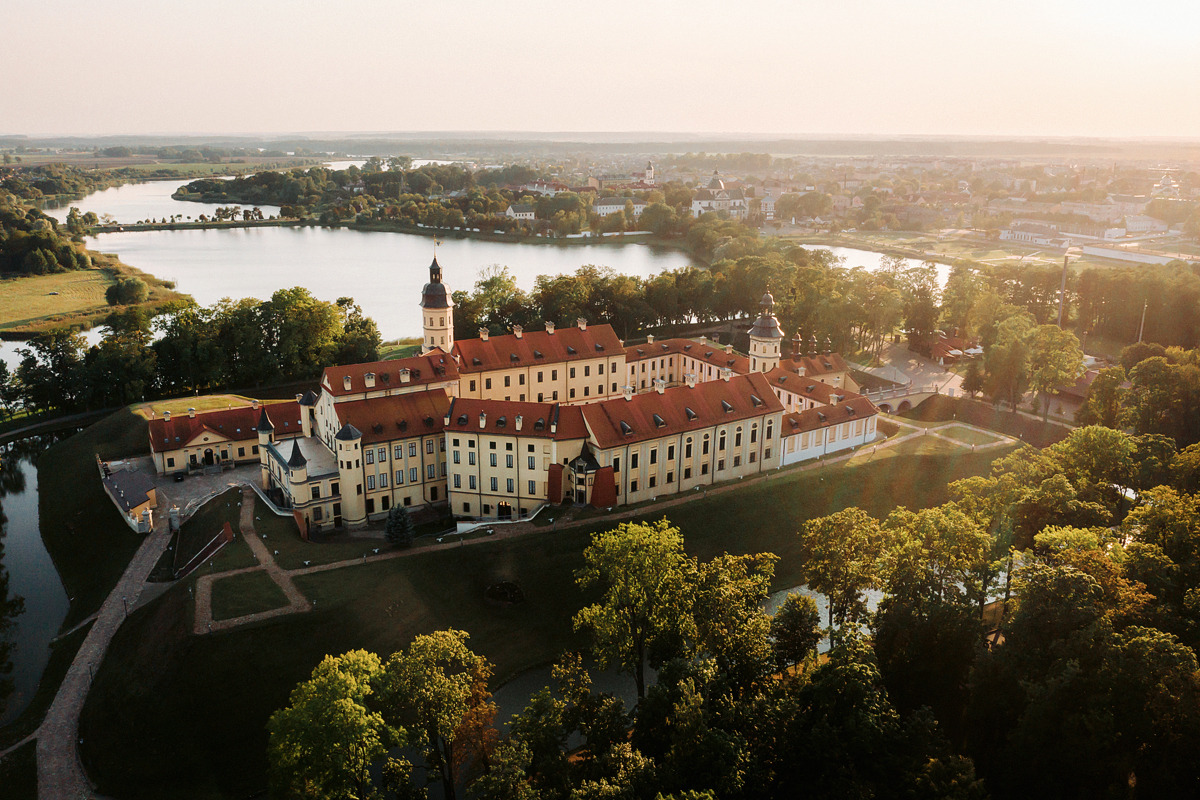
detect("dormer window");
top-left (636, 348), bottom-right (644, 356)
top-left (653, 414), bottom-right (666, 428)
top-left (847, 406), bottom-right (856, 415)
top-left (510, 353), bottom-right (519, 362)
top-left (817, 412), bottom-right (827, 421)
top-left (472, 357), bottom-right (482, 366)
top-left (684, 344), bottom-right (692, 350)
top-left (660, 343), bottom-right (668, 351)
top-left (619, 421), bottom-right (633, 436)
top-left (595, 343), bottom-right (605, 351)
top-left (721, 400), bottom-right (733, 413)
top-left (685, 407), bottom-right (697, 420)
top-left (751, 395), bottom-right (763, 407)
top-left (566, 346), bottom-right (577, 355)
top-left (705, 351), bottom-right (714, 358)
top-left (534, 418), bottom-right (546, 431)
top-left (457, 414), bottom-right (468, 425)
top-left (496, 416), bottom-right (507, 428)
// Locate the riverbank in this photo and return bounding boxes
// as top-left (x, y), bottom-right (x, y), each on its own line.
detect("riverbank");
top-left (0, 252), bottom-right (188, 338)
top-left (91, 217), bottom-right (303, 234)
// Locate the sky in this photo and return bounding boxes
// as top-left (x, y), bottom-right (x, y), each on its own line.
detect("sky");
top-left (5, 0), bottom-right (1200, 139)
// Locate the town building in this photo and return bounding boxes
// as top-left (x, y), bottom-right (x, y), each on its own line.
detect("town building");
top-left (692, 172), bottom-right (748, 219)
top-left (148, 400), bottom-right (302, 475)
top-left (505, 203), bottom-right (536, 221)
top-left (593, 197), bottom-right (647, 218)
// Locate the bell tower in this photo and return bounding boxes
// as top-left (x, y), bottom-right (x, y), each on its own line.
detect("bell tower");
top-left (420, 255), bottom-right (454, 353)
top-left (748, 290), bottom-right (783, 373)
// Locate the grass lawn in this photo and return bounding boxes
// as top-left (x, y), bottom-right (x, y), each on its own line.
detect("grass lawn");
top-left (133, 394), bottom-right (268, 420)
top-left (37, 407), bottom-right (150, 628)
top-left (174, 487), bottom-right (259, 574)
top-left (903, 395), bottom-right (1071, 448)
top-left (252, 499), bottom-right (388, 570)
top-left (938, 425), bottom-right (1003, 446)
top-left (79, 443), bottom-right (1010, 800)
top-left (211, 571), bottom-right (291, 621)
top-left (0, 270), bottom-right (114, 331)
top-left (380, 338), bottom-right (423, 360)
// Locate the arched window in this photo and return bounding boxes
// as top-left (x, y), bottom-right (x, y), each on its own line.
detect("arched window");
top-left (719, 431), bottom-right (727, 451)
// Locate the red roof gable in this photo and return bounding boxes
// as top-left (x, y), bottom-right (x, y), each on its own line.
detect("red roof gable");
top-left (148, 402), bottom-right (301, 452)
top-left (452, 323), bottom-right (623, 374)
top-left (779, 351), bottom-right (850, 376)
top-left (581, 372), bottom-right (784, 449)
top-left (625, 338), bottom-right (750, 374)
top-left (782, 395), bottom-right (878, 434)
top-left (333, 392), bottom-right (452, 445)
top-left (443, 398), bottom-right (588, 440)
top-left (322, 352), bottom-right (459, 398)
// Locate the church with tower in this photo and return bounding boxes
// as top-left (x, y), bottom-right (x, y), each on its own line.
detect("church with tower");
top-left (182, 256), bottom-right (881, 535)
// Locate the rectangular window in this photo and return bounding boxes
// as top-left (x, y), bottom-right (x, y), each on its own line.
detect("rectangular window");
top-left (630, 479), bottom-right (638, 492)
top-left (426, 440), bottom-right (434, 454)
top-left (650, 449), bottom-right (657, 465)
top-left (453, 451), bottom-right (461, 464)
top-left (486, 378), bottom-right (492, 390)
top-left (528, 480), bottom-right (536, 494)
top-left (377, 447), bottom-right (386, 461)
top-left (599, 363), bottom-right (605, 375)
top-left (311, 486), bottom-right (321, 500)
top-left (703, 440), bottom-right (710, 455)
top-left (490, 453), bottom-right (497, 467)
top-left (519, 374), bottom-right (525, 385)
top-left (749, 452), bottom-right (756, 463)
top-left (454, 474), bottom-right (461, 488)
top-left (570, 388), bottom-right (576, 399)
top-left (491, 477), bottom-right (498, 492)
top-left (702, 463), bottom-right (709, 475)
top-left (470, 380), bottom-right (477, 392)
top-left (366, 498), bottom-right (375, 514)
top-left (734, 455), bottom-right (741, 467)
top-left (667, 472), bottom-right (674, 483)
top-left (379, 473), bottom-right (388, 487)
top-left (426, 464), bottom-right (435, 479)
top-left (735, 431), bottom-right (743, 447)
top-left (410, 467), bottom-right (419, 483)
top-left (469, 475), bottom-right (477, 490)
top-left (365, 450), bottom-right (374, 464)
top-left (463, 502), bottom-right (471, 513)
top-left (395, 445), bottom-right (403, 459)
top-left (367, 475), bottom-right (376, 490)
top-left (528, 455), bottom-right (535, 469)
top-left (167, 457), bottom-right (175, 468)
top-left (238, 447), bottom-right (245, 457)
top-left (552, 369), bottom-right (558, 380)
top-left (409, 443), bottom-right (417, 457)
top-left (504, 375), bottom-right (511, 387)
top-left (684, 467), bottom-right (692, 479)
top-left (631, 452), bottom-right (639, 469)
top-left (649, 476), bottom-right (657, 489)
top-left (718, 459), bottom-right (725, 471)
top-left (685, 442), bottom-right (692, 458)
top-left (313, 506), bottom-right (323, 521)
top-left (613, 456), bottom-right (621, 472)
top-left (570, 367), bottom-right (576, 378)
top-left (751, 429), bottom-right (757, 444)
top-left (668, 445), bottom-right (675, 460)
top-left (537, 371), bottom-right (543, 382)
top-left (469, 452), bottom-right (477, 466)
top-left (584, 365), bottom-right (590, 377)
top-left (381, 497), bottom-right (390, 511)
top-left (765, 447), bottom-right (772, 459)
top-left (584, 386), bottom-right (590, 396)
top-left (507, 478), bottom-right (514, 493)
top-left (506, 454), bottom-right (514, 468)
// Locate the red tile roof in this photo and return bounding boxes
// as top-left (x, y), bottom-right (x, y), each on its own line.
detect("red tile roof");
top-left (763, 370), bottom-right (853, 404)
top-left (452, 323), bottom-right (623, 374)
top-left (581, 372), bottom-right (784, 449)
top-left (778, 351), bottom-right (850, 376)
top-left (782, 395), bottom-right (878, 434)
top-left (625, 338), bottom-right (750, 374)
top-left (322, 352), bottom-right (459, 398)
top-left (443, 398), bottom-right (588, 441)
top-left (148, 402), bottom-right (301, 452)
top-left (333, 392), bottom-right (452, 445)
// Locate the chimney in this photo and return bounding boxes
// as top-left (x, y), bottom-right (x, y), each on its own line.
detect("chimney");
top-left (830, 394), bottom-right (841, 406)
top-left (479, 412), bottom-right (487, 429)
top-left (725, 343), bottom-right (733, 354)
top-left (513, 325), bottom-right (523, 339)
top-left (515, 414), bottom-right (523, 431)
top-left (364, 372), bottom-right (376, 389)
top-left (647, 334), bottom-right (655, 344)
top-left (796, 366), bottom-right (807, 377)
top-left (163, 410), bottom-right (171, 421)
top-left (343, 375), bottom-right (352, 391)
top-left (720, 368), bottom-right (732, 382)
top-left (623, 385), bottom-right (635, 401)
top-left (545, 320), bottom-right (555, 334)
top-left (187, 407), bottom-right (196, 418)
top-left (698, 335), bottom-right (707, 344)
top-left (577, 317), bottom-right (587, 331)
top-left (479, 327), bottom-right (489, 341)
top-left (654, 378), bottom-right (666, 394)
top-left (399, 368), bottom-right (411, 384)
top-left (452, 352), bottom-right (462, 366)
top-left (251, 399), bottom-right (260, 410)
top-left (685, 372), bottom-right (698, 388)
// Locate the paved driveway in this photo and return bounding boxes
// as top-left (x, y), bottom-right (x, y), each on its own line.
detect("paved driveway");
top-left (880, 342), bottom-right (963, 395)
top-left (119, 456), bottom-right (261, 522)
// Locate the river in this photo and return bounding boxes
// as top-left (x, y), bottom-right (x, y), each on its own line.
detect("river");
top-left (0, 435), bottom-right (71, 726)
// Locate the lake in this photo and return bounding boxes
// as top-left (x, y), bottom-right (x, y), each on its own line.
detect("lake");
top-left (0, 435), bottom-right (71, 726)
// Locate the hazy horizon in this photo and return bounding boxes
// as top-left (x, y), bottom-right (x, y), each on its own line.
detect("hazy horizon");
top-left (6, 0), bottom-right (1200, 139)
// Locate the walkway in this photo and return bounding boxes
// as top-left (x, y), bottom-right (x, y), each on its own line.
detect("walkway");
top-left (36, 489), bottom-right (175, 800)
top-left (192, 488), bottom-right (311, 634)
top-left (187, 420), bottom-right (1019, 636)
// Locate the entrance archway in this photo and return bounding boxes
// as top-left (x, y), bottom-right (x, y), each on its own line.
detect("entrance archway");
top-left (878, 403), bottom-right (892, 413)
top-left (498, 502), bottom-right (513, 520)
top-left (897, 400), bottom-right (912, 412)
top-left (204, 448), bottom-right (215, 466)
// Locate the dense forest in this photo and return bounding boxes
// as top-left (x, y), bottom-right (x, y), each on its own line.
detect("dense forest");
top-left (267, 425), bottom-right (1200, 800)
top-left (0, 193), bottom-right (93, 274)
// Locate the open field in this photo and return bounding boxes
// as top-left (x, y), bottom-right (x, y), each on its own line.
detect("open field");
top-left (211, 571), bottom-right (291, 620)
top-left (80, 442), bottom-right (1011, 799)
top-left (379, 337), bottom-right (423, 360)
top-left (0, 253), bottom-right (187, 335)
top-left (902, 395), bottom-right (1071, 448)
top-left (939, 424), bottom-right (1004, 446)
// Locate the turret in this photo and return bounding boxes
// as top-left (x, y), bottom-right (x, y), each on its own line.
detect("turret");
top-left (747, 290), bottom-right (783, 373)
top-left (257, 406), bottom-right (275, 489)
top-left (334, 423), bottom-right (366, 527)
top-left (419, 256), bottom-right (454, 354)
top-left (287, 438), bottom-right (308, 484)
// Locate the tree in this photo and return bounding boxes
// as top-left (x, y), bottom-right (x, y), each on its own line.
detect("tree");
top-left (385, 505), bottom-right (415, 547)
top-left (266, 650), bottom-right (396, 800)
top-left (796, 508), bottom-right (884, 638)
top-left (574, 519), bottom-right (694, 698)
top-left (1075, 365), bottom-right (1125, 428)
top-left (379, 630), bottom-right (495, 800)
top-left (983, 313), bottom-right (1034, 411)
top-left (1027, 324), bottom-right (1083, 420)
top-left (771, 593), bottom-right (821, 673)
top-left (105, 276), bottom-right (149, 306)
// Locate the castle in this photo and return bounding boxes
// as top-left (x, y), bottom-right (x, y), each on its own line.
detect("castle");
top-left (149, 257), bottom-right (881, 535)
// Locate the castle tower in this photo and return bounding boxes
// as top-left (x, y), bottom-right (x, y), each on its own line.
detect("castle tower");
top-left (334, 423), bottom-right (367, 527)
top-left (748, 290), bottom-right (783, 373)
top-left (257, 406), bottom-right (275, 490)
top-left (420, 256), bottom-right (454, 354)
